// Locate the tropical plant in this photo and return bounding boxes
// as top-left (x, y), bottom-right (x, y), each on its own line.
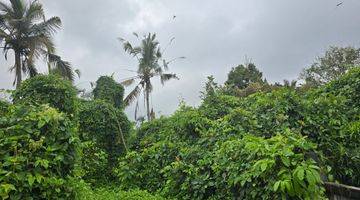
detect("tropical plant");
top-left (0, 0), bottom-right (75, 88)
top-left (119, 33), bottom-right (182, 121)
top-left (0, 104), bottom-right (79, 199)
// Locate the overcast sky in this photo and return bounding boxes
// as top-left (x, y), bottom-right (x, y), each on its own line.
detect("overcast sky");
top-left (1, 0), bottom-right (360, 118)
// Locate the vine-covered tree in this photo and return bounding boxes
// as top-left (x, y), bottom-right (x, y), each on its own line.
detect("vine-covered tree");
top-left (93, 76), bottom-right (125, 109)
top-left (300, 46), bottom-right (360, 85)
top-left (225, 62), bottom-right (265, 89)
top-left (119, 33), bottom-right (182, 121)
top-left (0, 0), bottom-right (75, 88)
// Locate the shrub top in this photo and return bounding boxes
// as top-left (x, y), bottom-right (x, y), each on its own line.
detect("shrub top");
top-left (93, 76), bottom-right (125, 109)
top-left (12, 75), bottom-right (78, 115)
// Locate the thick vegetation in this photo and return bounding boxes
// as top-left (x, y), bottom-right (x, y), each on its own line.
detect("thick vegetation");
top-left (78, 99), bottom-right (131, 185)
top-left (0, 104), bottom-right (79, 199)
top-left (115, 67), bottom-right (360, 199)
top-left (0, 1), bottom-right (359, 199)
top-left (12, 75), bottom-right (78, 115)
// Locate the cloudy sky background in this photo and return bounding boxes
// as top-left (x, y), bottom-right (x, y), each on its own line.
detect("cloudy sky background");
top-left (1, 0), bottom-right (360, 118)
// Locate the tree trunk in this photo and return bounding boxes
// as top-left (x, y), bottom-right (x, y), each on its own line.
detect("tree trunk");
top-left (15, 50), bottom-right (22, 88)
top-left (145, 89), bottom-right (151, 121)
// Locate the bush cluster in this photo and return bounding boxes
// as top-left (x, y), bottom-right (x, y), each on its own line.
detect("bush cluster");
top-left (116, 68), bottom-right (360, 199)
top-left (0, 104), bottom-right (79, 199)
top-left (12, 75), bottom-right (78, 115)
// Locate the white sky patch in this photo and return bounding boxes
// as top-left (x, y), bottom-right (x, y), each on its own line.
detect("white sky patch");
top-left (121, 0), bottom-right (171, 33)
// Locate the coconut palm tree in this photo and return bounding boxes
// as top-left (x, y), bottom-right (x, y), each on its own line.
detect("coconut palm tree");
top-left (119, 33), bottom-right (182, 121)
top-left (0, 0), bottom-right (75, 88)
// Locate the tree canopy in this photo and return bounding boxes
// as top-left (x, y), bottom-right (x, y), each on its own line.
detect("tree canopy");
top-left (225, 63), bottom-right (265, 89)
top-left (300, 46), bottom-right (360, 85)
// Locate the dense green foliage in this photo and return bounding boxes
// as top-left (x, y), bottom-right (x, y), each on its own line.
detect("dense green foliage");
top-left (225, 63), bottom-right (265, 89)
top-left (115, 67), bottom-right (360, 199)
top-left (69, 178), bottom-right (166, 200)
top-left (0, 100), bottom-right (9, 115)
top-left (78, 100), bottom-right (132, 184)
top-left (3, 1), bottom-right (358, 199)
top-left (93, 76), bottom-right (125, 109)
top-left (0, 104), bottom-right (79, 199)
top-left (12, 75), bottom-right (78, 115)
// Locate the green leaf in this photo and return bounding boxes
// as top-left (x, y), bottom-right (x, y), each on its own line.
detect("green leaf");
top-left (261, 162), bottom-right (267, 172)
top-left (306, 170), bottom-right (316, 186)
top-left (297, 168), bottom-right (305, 180)
top-left (281, 157), bottom-right (290, 167)
top-left (27, 175), bottom-right (35, 186)
top-left (1, 184), bottom-right (16, 193)
top-left (274, 181), bottom-right (281, 191)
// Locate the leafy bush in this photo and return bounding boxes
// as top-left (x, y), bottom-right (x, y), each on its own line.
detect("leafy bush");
top-left (0, 100), bottom-right (9, 115)
top-left (93, 76), bottom-right (125, 109)
top-left (0, 104), bottom-right (79, 199)
top-left (79, 141), bottom-right (108, 185)
top-left (322, 66), bottom-right (360, 110)
top-left (301, 71), bottom-right (360, 186)
top-left (116, 141), bottom-right (181, 192)
top-left (12, 75), bottom-right (78, 115)
top-left (69, 178), bottom-right (166, 200)
top-left (116, 69), bottom-right (360, 199)
top-left (78, 100), bottom-right (131, 183)
top-left (212, 131), bottom-right (325, 199)
top-left (238, 88), bottom-right (304, 138)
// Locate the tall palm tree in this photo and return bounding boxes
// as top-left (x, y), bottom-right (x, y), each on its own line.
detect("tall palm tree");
top-left (0, 0), bottom-right (75, 88)
top-left (119, 33), bottom-right (182, 121)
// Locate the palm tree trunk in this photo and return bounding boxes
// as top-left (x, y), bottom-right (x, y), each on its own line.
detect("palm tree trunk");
top-left (15, 50), bottom-right (22, 88)
top-left (145, 89), bottom-right (151, 121)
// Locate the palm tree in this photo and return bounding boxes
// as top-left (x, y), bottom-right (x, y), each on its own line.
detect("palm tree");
top-left (0, 0), bottom-right (75, 88)
top-left (119, 33), bottom-right (182, 121)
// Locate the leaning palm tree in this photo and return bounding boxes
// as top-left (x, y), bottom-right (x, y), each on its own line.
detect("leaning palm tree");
top-left (119, 33), bottom-right (182, 121)
top-left (0, 0), bottom-right (75, 88)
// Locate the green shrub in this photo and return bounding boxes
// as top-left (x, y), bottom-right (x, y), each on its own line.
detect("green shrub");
top-left (212, 131), bottom-right (325, 199)
top-left (93, 76), bottom-right (125, 109)
top-left (69, 178), bottom-right (166, 200)
top-left (116, 68), bottom-right (360, 199)
top-left (78, 100), bottom-right (131, 183)
top-left (322, 66), bottom-right (360, 114)
top-left (239, 88), bottom-right (304, 137)
top-left (79, 141), bottom-right (108, 185)
top-left (0, 104), bottom-right (79, 199)
top-left (12, 75), bottom-right (78, 115)
top-left (0, 100), bottom-right (9, 115)
top-left (116, 141), bottom-right (182, 192)
top-left (199, 94), bottom-right (241, 120)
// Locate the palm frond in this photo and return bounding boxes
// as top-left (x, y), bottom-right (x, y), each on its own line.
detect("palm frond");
top-left (124, 84), bottom-right (142, 106)
top-left (25, 1), bottom-right (44, 21)
top-left (160, 73), bottom-right (179, 85)
top-left (24, 58), bottom-right (38, 77)
top-left (31, 16), bottom-right (61, 36)
top-left (10, 0), bottom-right (27, 19)
top-left (133, 32), bottom-right (139, 38)
top-left (74, 69), bottom-right (81, 78)
top-left (48, 53), bottom-right (74, 81)
top-left (0, 1), bottom-right (13, 13)
top-left (121, 78), bottom-right (136, 86)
